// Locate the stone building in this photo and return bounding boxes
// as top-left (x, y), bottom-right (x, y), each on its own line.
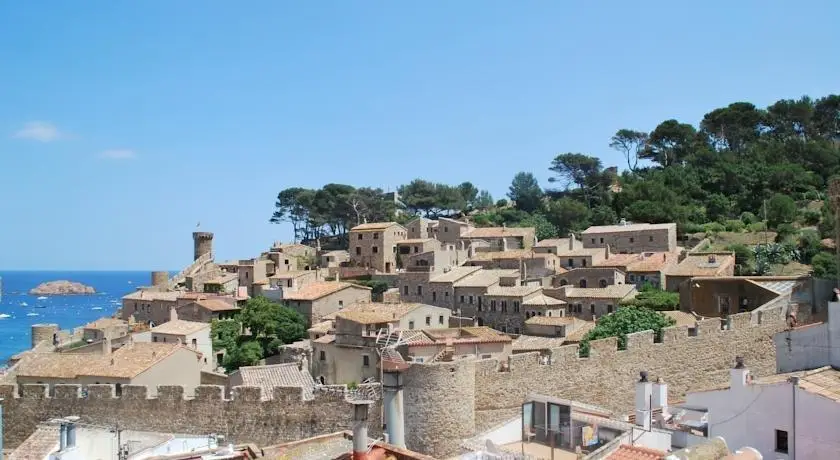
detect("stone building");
top-left (267, 242), bottom-right (317, 273)
top-left (405, 216), bottom-right (439, 240)
top-left (665, 252), bottom-right (736, 291)
top-left (597, 251), bottom-right (679, 289)
top-left (476, 285), bottom-right (544, 333)
top-left (581, 221), bottom-right (678, 253)
top-left (12, 342), bottom-right (203, 397)
top-left (201, 273), bottom-right (239, 294)
top-left (228, 362), bottom-right (315, 400)
top-left (556, 246), bottom-right (608, 270)
top-left (175, 298), bottom-right (240, 323)
top-left (466, 250), bottom-right (561, 279)
top-left (532, 235), bottom-right (584, 255)
top-left (554, 267), bottom-right (626, 288)
top-left (407, 327), bottom-right (513, 363)
top-left (452, 269), bottom-right (520, 317)
top-left (319, 250), bottom-right (349, 269)
top-left (548, 284), bottom-right (638, 320)
top-left (348, 222), bottom-right (407, 273)
top-left (82, 318), bottom-right (129, 343)
top-left (396, 238), bottom-right (441, 267)
top-left (680, 276), bottom-right (806, 318)
top-left (460, 225), bottom-right (536, 251)
top-left (260, 270), bottom-right (320, 301)
top-left (310, 302), bottom-right (451, 384)
top-left (400, 266), bottom-right (481, 307)
top-left (436, 217), bottom-right (473, 244)
top-left (149, 309), bottom-right (214, 371)
top-left (283, 281), bottom-right (372, 325)
top-left (120, 290), bottom-right (182, 325)
top-left (236, 258), bottom-right (275, 296)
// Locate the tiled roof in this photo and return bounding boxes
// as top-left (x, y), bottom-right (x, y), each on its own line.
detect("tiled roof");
top-left (270, 270), bottom-right (314, 279)
top-left (335, 302), bottom-right (431, 324)
top-left (534, 238), bottom-right (574, 248)
top-left (151, 319), bottom-right (210, 336)
top-left (84, 317), bottom-right (127, 329)
top-left (350, 222), bottom-right (402, 231)
top-left (453, 269), bottom-right (520, 288)
top-left (525, 315), bottom-right (574, 326)
top-left (16, 342), bottom-right (191, 379)
top-left (122, 290), bottom-right (182, 301)
top-left (582, 222), bottom-right (675, 234)
top-left (429, 266), bottom-right (482, 283)
top-left (8, 424), bottom-right (60, 460)
top-left (469, 250), bottom-right (541, 261)
top-left (396, 238), bottom-right (436, 244)
top-left (756, 366), bottom-right (840, 402)
top-left (401, 329), bottom-right (436, 345)
top-left (193, 298), bottom-right (239, 312)
top-left (606, 444), bottom-right (666, 459)
top-left (417, 327), bottom-right (512, 345)
top-left (485, 285), bottom-right (542, 297)
top-left (284, 282), bottom-right (367, 301)
top-left (564, 284), bottom-right (637, 299)
top-left (666, 253), bottom-right (735, 277)
top-left (314, 334), bottom-right (335, 344)
top-left (512, 335), bottom-right (566, 351)
top-left (565, 321), bottom-right (596, 342)
top-left (662, 310), bottom-right (698, 327)
top-left (233, 362), bottom-right (315, 400)
top-left (321, 250), bottom-right (349, 256)
top-left (556, 247), bottom-right (606, 257)
top-left (463, 226), bottom-right (534, 238)
top-left (522, 293), bottom-right (566, 306)
top-left (308, 320), bottom-right (333, 335)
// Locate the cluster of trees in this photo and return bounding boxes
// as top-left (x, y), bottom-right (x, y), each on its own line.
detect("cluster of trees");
top-left (211, 297), bottom-right (308, 372)
top-left (579, 306), bottom-right (676, 357)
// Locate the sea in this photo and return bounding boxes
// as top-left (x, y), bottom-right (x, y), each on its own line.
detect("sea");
top-left (0, 271), bottom-right (158, 364)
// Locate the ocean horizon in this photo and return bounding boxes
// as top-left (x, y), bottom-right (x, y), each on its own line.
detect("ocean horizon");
top-left (0, 270), bottom-right (167, 363)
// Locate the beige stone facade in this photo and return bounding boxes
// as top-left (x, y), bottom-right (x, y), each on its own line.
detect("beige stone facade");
top-left (581, 222), bottom-right (677, 253)
top-left (547, 284), bottom-right (638, 320)
top-left (396, 238), bottom-right (441, 267)
top-left (349, 222), bottom-right (407, 273)
top-left (283, 282), bottom-right (372, 325)
top-left (554, 267), bottom-right (626, 288)
top-left (121, 290), bottom-right (181, 325)
top-left (405, 217), bottom-right (439, 240)
top-left (175, 298), bottom-right (240, 323)
top-left (665, 252), bottom-right (736, 291)
top-left (460, 226), bottom-right (536, 251)
top-left (319, 250), bottom-right (349, 269)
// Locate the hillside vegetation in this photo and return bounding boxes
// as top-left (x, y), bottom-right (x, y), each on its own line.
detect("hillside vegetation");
top-left (270, 95), bottom-right (840, 277)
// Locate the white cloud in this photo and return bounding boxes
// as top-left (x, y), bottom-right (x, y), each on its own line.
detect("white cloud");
top-left (13, 121), bottom-right (63, 142)
top-left (99, 149), bottom-right (137, 160)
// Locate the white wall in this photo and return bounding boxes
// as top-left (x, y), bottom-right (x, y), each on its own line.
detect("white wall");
top-left (775, 323), bottom-right (829, 373)
top-left (686, 378), bottom-right (840, 459)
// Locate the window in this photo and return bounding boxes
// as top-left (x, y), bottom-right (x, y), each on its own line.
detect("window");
top-left (444, 226), bottom-right (448, 232)
top-left (414, 246), bottom-right (419, 253)
top-left (409, 320), bottom-right (415, 330)
top-left (319, 351), bottom-right (326, 361)
top-left (607, 304), bottom-right (614, 313)
top-left (582, 259), bottom-right (587, 267)
top-left (432, 291), bottom-right (437, 301)
top-left (649, 235), bottom-right (654, 242)
top-left (591, 238), bottom-right (596, 244)
top-left (356, 247), bottom-right (362, 255)
top-left (568, 258), bottom-right (574, 267)
top-left (287, 280), bottom-right (293, 288)
top-left (599, 279), bottom-right (607, 288)
top-left (579, 279), bottom-right (587, 288)
top-left (417, 286), bottom-right (423, 295)
top-left (559, 279), bottom-right (568, 286)
top-left (153, 336), bottom-right (158, 342)
top-left (373, 246), bottom-right (379, 254)
top-left (590, 304), bottom-right (595, 315)
top-left (514, 327), bottom-right (520, 334)
top-left (469, 295), bottom-right (474, 304)
top-left (501, 301), bottom-right (507, 312)
top-left (491, 300), bottom-right (497, 311)
top-left (373, 233), bottom-right (379, 239)
top-left (425, 316), bottom-right (431, 326)
top-left (629, 274), bottom-right (636, 282)
top-left (191, 338), bottom-right (197, 348)
top-left (600, 238), bottom-right (604, 244)
top-left (514, 301), bottom-right (520, 312)
top-left (775, 430), bottom-right (788, 454)
top-left (363, 355), bottom-right (370, 367)
top-left (339, 300), bottom-right (344, 307)
top-left (460, 295), bottom-right (465, 303)
top-left (403, 285), bottom-right (409, 295)
top-left (445, 292), bottom-right (449, 298)
top-left (358, 234), bottom-right (363, 240)
top-left (439, 315), bottom-right (444, 324)
top-left (629, 237), bottom-right (635, 243)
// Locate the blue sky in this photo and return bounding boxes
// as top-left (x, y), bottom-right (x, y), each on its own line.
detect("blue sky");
top-left (1, 1), bottom-right (838, 270)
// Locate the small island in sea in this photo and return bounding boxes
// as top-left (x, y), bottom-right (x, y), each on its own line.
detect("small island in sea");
top-left (29, 280), bottom-right (96, 296)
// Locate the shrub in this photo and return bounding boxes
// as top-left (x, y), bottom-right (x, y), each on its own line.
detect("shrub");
top-left (723, 219), bottom-right (745, 232)
top-left (775, 223), bottom-right (797, 243)
top-left (703, 222), bottom-right (725, 235)
top-left (797, 230), bottom-right (822, 264)
top-left (804, 189), bottom-right (821, 201)
top-left (740, 212), bottom-right (759, 225)
top-left (800, 209), bottom-right (821, 226)
top-left (812, 252), bottom-right (838, 279)
top-left (748, 221), bottom-right (767, 232)
top-left (681, 222), bottom-right (705, 235)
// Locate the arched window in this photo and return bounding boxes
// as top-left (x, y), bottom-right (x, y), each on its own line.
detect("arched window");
top-left (559, 279), bottom-right (568, 286)
top-left (599, 279), bottom-right (607, 288)
top-left (579, 279), bottom-right (587, 288)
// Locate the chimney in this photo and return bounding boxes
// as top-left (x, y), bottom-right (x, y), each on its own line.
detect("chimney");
top-left (635, 371), bottom-right (652, 430)
top-left (59, 422), bottom-right (68, 451)
top-left (66, 420), bottom-right (77, 449)
top-left (569, 234), bottom-right (576, 250)
top-left (382, 371), bottom-right (406, 448)
top-left (604, 244), bottom-right (611, 260)
top-left (731, 356), bottom-right (750, 390)
top-left (352, 402), bottom-right (372, 460)
top-left (102, 336), bottom-right (112, 355)
top-left (652, 377), bottom-right (669, 420)
top-left (170, 306), bottom-right (178, 322)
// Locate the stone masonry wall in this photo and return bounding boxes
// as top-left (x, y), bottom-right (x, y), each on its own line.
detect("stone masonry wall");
top-left (1, 383), bottom-right (381, 450)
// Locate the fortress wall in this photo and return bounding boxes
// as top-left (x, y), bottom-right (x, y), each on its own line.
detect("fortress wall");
top-left (1, 383), bottom-right (381, 449)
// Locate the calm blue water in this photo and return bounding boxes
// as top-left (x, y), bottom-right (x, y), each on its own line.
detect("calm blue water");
top-left (0, 271), bottom-right (154, 363)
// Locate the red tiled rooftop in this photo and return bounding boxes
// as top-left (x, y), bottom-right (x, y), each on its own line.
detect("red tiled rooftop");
top-left (606, 444), bottom-right (666, 459)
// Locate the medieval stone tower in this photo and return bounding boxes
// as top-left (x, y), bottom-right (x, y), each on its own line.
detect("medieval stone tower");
top-left (192, 231), bottom-right (214, 261)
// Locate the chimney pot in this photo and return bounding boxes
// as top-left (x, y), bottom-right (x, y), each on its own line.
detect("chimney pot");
top-left (734, 356), bottom-right (745, 369)
top-left (639, 371), bottom-right (649, 382)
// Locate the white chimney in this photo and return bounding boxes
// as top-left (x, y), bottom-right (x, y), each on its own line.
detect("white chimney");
top-left (731, 356), bottom-right (750, 390)
top-left (569, 234), bottom-right (576, 250)
top-left (652, 377), bottom-right (669, 419)
top-left (169, 306), bottom-right (178, 322)
top-left (102, 336), bottom-right (112, 355)
top-left (604, 244), bottom-right (611, 260)
top-left (635, 371), bottom-right (652, 430)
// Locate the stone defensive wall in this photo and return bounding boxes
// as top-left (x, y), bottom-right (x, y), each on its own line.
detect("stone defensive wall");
top-left (404, 305), bottom-right (803, 458)
top-left (1, 383), bottom-right (381, 450)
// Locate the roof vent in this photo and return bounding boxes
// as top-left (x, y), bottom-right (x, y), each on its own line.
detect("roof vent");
top-left (708, 255), bottom-right (716, 263)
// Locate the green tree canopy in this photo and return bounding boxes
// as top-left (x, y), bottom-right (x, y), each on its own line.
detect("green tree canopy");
top-left (508, 172), bottom-right (544, 213)
top-left (580, 307), bottom-right (675, 356)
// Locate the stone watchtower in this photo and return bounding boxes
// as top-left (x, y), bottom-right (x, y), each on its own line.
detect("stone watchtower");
top-left (193, 232), bottom-right (214, 261)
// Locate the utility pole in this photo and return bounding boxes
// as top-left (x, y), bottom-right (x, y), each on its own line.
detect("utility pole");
top-left (112, 421), bottom-right (127, 460)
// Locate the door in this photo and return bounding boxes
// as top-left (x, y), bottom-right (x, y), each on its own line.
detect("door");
top-left (385, 262), bottom-right (391, 273)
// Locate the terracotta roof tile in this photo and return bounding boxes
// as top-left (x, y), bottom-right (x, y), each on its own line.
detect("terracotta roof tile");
top-left (582, 222), bottom-right (675, 234)
top-left (564, 285), bottom-right (637, 299)
top-left (453, 269), bottom-right (520, 287)
top-left (417, 327), bottom-right (512, 345)
top-left (122, 290), bottom-right (182, 301)
top-left (666, 253), bottom-right (735, 277)
top-left (606, 444), bottom-right (666, 459)
top-left (396, 238), bottom-right (436, 244)
top-left (522, 293), bottom-right (567, 306)
top-left (485, 285), bottom-right (542, 297)
top-left (429, 266), bottom-right (482, 283)
top-left (192, 298), bottom-right (239, 312)
top-left (462, 226), bottom-right (535, 238)
top-left (233, 362), bottom-right (315, 400)
top-left (308, 320), bottom-right (333, 335)
top-left (564, 321), bottom-right (596, 342)
top-left (314, 334), bottom-right (336, 344)
top-left (525, 315), bottom-right (575, 326)
top-left (350, 222), bottom-right (402, 231)
top-left (84, 317), bottom-right (128, 329)
top-left (334, 302), bottom-right (434, 324)
top-left (284, 282), bottom-right (368, 301)
top-left (535, 238), bottom-right (575, 248)
top-left (512, 335), bottom-right (566, 351)
top-left (270, 270), bottom-right (315, 279)
top-left (662, 310), bottom-right (698, 328)
top-left (151, 319), bottom-right (210, 336)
